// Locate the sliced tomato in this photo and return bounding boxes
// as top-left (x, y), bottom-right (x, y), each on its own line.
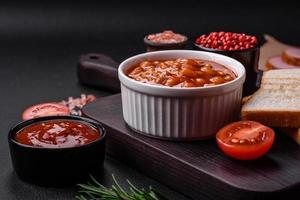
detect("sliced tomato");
top-left (22, 103), bottom-right (70, 121)
top-left (216, 121), bottom-right (275, 160)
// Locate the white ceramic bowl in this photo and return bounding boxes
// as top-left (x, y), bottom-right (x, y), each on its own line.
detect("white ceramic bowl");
top-left (118, 50), bottom-right (245, 140)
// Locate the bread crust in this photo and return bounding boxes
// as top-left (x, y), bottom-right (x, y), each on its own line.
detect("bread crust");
top-left (242, 110), bottom-right (300, 128)
top-left (242, 95), bottom-right (252, 105)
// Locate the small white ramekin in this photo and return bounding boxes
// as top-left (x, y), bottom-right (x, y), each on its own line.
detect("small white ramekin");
top-left (118, 50), bottom-right (245, 140)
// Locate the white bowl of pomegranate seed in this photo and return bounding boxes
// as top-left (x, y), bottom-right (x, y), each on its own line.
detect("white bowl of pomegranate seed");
top-left (194, 31), bottom-right (260, 96)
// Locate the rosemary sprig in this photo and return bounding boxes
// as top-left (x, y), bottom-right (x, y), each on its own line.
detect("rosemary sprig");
top-left (76, 174), bottom-right (169, 200)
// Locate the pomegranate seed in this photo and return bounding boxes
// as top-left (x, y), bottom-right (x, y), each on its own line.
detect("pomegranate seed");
top-left (218, 32), bottom-right (225, 37)
top-left (195, 32), bottom-right (258, 51)
top-left (238, 35), bottom-right (246, 42)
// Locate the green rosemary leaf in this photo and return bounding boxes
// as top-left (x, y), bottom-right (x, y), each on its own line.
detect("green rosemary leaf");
top-left (76, 174), bottom-right (169, 200)
top-left (75, 195), bottom-right (87, 200)
top-left (112, 174), bottom-right (129, 196)
top-left (127, 180), bottom-right (144, 195)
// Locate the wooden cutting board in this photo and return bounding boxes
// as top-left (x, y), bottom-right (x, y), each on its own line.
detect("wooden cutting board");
top-left (82, 35), bottom-right (300, 199)
top-left (259, 34), bottom-right (296, 70)
top-left (83, 94), bottom-right (300, 200)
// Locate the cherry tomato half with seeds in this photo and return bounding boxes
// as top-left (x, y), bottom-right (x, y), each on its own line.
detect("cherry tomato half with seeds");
top-left (216, 121), bottom-right (275, 160)
top-left (22, 103), bottom-right (70, 121)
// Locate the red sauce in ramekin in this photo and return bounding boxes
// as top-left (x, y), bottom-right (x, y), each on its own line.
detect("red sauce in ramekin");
top-left (15, 120), bottom-right (100, 148)
top-left (127, 58), bottom-right (236, 87)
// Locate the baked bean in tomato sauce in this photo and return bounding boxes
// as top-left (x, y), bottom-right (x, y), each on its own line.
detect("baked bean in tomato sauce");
top-left (126, 58), bottom-right (236, 87)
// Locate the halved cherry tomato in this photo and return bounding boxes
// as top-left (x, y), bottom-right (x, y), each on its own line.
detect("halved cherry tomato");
top-left (216, 121), bottom-right (275, 160)
top-left (22, 103), bottom-right (70, 121)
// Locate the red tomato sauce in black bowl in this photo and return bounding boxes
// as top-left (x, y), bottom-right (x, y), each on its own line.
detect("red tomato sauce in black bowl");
top-left (15, 120), bottom-right (101, 148)
top-left (8, 115), bottom-right (106, 186)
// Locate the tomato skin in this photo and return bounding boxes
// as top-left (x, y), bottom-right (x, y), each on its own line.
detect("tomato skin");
top-left (216, 121), bottom-right (275, 160)
top-left (22, 103), bottom-right (70, 121)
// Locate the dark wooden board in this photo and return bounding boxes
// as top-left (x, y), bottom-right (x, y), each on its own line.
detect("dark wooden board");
top-left (83, 94), bottom-right (300, 200)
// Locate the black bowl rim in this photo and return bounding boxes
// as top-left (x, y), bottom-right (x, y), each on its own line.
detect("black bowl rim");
top-left (193, 42), bottom-right (260, 53)
top-left (8, 115), bottom-right (106, 151)
top-left (144, 34), bottom-right (188, 48)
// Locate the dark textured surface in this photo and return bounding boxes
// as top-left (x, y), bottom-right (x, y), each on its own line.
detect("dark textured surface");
top-left (0, 1), bottom-right (299, 199)
top-left (0, 45), bottom-right (189, 199)
top-left (83, 94), bottom-right (300, 200)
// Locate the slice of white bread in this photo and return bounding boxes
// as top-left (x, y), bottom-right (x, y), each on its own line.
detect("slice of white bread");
top-left (242, 69), bottom-right (300, 128)
top-left (261, 69), bottom-right (300, 86)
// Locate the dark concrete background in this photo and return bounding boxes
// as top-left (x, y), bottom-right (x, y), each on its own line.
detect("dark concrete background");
top-left (0, 1), bottom-right (299, 199)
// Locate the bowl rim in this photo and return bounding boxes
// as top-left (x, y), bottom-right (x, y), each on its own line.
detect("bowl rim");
top-left (8, 115), bottom-right (106, 151)
top-left (193, 42), bottom-right (260, 53)
top-left (143, 34), bottom-right (188, 47)
top-left (118, 50), bottom-right (246, 95)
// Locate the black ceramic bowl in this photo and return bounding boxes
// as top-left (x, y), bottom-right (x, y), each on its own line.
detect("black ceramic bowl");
top-left (144, 35), bottom-right (188, 52)
top-left (194, 41), bottom-right (261, 97)
top-left (8, 115), bottom-right (106, 186)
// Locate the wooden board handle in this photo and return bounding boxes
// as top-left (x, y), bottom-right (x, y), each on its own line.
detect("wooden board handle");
top-left (77, 53), bottom-right (120, 92)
